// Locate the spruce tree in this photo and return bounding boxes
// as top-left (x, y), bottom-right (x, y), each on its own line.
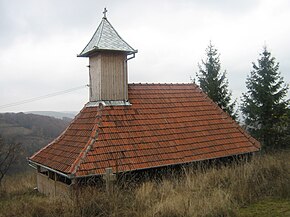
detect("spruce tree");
top-left (196, 42), bottom-right (236, 119)
top-left (241, 47), bottom-right (289, 149)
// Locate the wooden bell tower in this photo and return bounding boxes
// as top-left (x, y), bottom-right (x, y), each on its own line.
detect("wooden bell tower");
top-left (78, 8), bottom-right (137, 104)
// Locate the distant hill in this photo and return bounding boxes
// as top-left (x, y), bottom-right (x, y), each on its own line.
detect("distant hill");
top-left (26, 111), bottom-right (77, 120)
top-left (0, 112), bottom-right (72, 173)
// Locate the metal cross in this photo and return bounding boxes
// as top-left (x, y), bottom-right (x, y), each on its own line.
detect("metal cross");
top-left (103, 8), bottom-right (108, 18)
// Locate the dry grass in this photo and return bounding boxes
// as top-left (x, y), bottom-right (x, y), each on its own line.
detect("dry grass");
top-left (0, 172), bottom-right (35, 195)
top-left (0, 151), bottom-right (289, 217)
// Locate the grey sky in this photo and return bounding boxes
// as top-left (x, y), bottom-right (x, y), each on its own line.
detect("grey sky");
top-left (0, 0), bottom-right (289, 112)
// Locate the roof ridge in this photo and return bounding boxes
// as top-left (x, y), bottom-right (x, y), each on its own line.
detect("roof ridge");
top-left (234, 123), bottom-right (261, 149)
top-left (95, 18), bottom-right (105, 49)
top-left (78, 20), bottom-right (103, 57)
top-left (200, 89), bottom-right (262, 150)
top-left (104, 18), bottom-right (136, 53)
top-left (68, 105), bottom-right (104, 175)
top-left (28, 106), bottom-right (85, 163)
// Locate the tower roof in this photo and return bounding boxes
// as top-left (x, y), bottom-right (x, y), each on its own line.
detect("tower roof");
top-left (78, 11), bottom-right (137, 57)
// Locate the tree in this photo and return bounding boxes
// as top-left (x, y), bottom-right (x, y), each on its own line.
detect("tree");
top-left (241, 47), bottom-right (289, 150)
top-left (0, 136), bottom-right (19, 185)
top-left (196, 42), bottom-right (236, 119)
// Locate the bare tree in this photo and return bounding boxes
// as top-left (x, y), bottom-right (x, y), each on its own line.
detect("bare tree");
top-left (0, 137), bottom-right (19, 185)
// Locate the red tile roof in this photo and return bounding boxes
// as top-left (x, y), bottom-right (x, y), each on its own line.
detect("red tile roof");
top-left (29, 83), bottom-right (260, 177)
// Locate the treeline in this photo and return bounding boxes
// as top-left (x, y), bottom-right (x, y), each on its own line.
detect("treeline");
top-left (0, 112), bottom-right (71, 139)
top-left (0, 112), bottom-right (71, 174)
top-left (195, 42), bottom-right (289, 150)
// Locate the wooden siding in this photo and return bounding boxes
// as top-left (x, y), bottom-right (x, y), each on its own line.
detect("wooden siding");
top-left (89, 52), bottom-right (128, 101)
top-left (89, 55), bottom-right (101, 101)
top-left (36, 172), bottom-right (70, 197)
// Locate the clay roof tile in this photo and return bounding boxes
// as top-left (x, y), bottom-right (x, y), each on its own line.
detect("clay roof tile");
top-left (29, 83), bottom-right (260, 177)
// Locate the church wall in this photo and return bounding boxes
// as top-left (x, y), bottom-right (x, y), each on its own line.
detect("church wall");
top-left (36, 172), bottom-right (71, 197)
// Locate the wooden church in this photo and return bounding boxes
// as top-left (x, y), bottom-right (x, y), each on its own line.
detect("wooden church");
top-left (29, 9), bottom-right (260, 196)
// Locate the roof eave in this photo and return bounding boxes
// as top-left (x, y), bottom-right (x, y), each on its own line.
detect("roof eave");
top-left (77, 48), bottom-right (138, 57)
top-left (74, 149), bottom-right (261, 179)
top-left (28, 159), bottom-right (75, 179)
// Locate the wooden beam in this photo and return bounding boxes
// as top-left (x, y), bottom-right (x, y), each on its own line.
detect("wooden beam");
top-left (103, 167), bottom-right (116, 195)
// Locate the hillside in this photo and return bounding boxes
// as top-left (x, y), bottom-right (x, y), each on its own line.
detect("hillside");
top-left (0, 112), bottom-right (71, 173)
top-left (25, 111), bottom-right (77, 120)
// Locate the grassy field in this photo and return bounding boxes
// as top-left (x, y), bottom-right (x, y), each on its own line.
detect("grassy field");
top-left (239, 198), bottom-right (290, 217)
top-left (0, 151), bottom-right (289, 217)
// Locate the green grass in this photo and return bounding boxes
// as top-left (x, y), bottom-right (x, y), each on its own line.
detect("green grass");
top-left (239, 198), bottom-right (290, 217)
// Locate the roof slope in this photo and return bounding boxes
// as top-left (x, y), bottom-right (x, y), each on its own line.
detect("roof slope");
top-left (29, 84), bottom-right (260, 177)
top-left (78, 17), bottom-right (136, 57)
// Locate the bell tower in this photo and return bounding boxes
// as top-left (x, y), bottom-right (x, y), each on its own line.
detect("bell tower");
top-left (78, 8), bottom-right (137, 105)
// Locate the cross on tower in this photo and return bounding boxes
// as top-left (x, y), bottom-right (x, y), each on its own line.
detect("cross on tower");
top-left (103, 8), bottom-right (108, 18)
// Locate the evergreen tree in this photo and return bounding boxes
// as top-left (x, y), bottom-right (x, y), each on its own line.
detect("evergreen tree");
top-left (196, 42), bottom-right (236, 119)
top-left (241, 47), bottom-right (289, 149)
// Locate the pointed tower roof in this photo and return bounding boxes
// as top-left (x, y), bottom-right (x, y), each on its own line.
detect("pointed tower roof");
top-left (78, 9), bottom-right (137, 57)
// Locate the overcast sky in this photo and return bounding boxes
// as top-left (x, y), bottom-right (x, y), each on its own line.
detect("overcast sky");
top-left (0, 0), bottom-right (289, 113)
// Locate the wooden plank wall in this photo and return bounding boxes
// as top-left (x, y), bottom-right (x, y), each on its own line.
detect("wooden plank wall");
top-left (89, 54), bottom-right (101, 101)
top-left (89, 52), bottom-right (128, 101)
top-left (37, 172), bottom-right (70, 197)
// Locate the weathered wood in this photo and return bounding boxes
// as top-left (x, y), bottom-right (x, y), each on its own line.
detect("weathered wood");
top-left (89, 54), bottom-right (101, 101)
top-left (89, 52), bottom-right (128, 102)
top-left (36, 172), bottom-right (70, 197)
top-left (103, 167), bottom-right (116, 195)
